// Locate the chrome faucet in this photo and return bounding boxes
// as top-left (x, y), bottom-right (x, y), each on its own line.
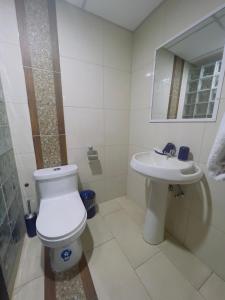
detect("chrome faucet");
top-left (162, 143), bottom-right (176, 158)
top-left (165, 148), bottom-right (176, 158)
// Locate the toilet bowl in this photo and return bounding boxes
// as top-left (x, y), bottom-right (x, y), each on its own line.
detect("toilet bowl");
top-left (33, 165), bottom-right (87, 272)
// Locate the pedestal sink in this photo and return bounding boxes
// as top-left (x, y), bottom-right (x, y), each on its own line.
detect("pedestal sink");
top-left (130, 150), bottom-right (203, 245)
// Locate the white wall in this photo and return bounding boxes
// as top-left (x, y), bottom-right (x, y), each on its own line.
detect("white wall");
top-left (56, 0), bottom-right (132, 203)
top-left (0, 0), bottom-right (37, 213)
top-left (128, 0), bottom-right (225, 280)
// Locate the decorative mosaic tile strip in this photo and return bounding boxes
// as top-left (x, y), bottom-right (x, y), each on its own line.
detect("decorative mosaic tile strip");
top-left (44, 248), bottom-right (98, 300)
top-left (15, 0), bottom-right (67, 169)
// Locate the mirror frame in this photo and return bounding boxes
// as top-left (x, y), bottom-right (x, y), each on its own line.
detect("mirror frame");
top-left (149, 3), bottom-right (225, 123)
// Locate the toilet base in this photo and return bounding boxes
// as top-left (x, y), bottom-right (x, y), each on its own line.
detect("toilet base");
top-left (49, 238), bottom-right (82, 272)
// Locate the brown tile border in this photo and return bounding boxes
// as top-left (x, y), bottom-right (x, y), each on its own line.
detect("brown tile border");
top-left (23, 67), bottom-right (41, 136)
top-left (44, 247), bottom-right (56, 300)
top-left (59, 134), bottom-right (68, 166)
top-left (167, 55), bottom-right (184, 119)
top-left (48, 0), bottom-right (68, 164)
top-left (79, 254), bottom-right (98, 300)
top-left (44, 249), bottom-right (98, 300)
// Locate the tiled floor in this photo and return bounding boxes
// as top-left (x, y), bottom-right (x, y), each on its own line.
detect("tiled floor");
top-left (12, 196), bottom-right (225, 300)
top-left (84, 196), bottom-right (225, 300)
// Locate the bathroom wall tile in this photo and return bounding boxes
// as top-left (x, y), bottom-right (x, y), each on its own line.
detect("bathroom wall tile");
top-left (104, 210), bottom-right (159, 268)
top-left (0, 216), bottom-right (11, 262)
top-left (104, 110), bottom-right (129, 145)
top-left (200, 273), bottom-right (225, 300)
top-left (0, 151), bottom-right (16, 186)
top-left (127, 168), bottom-right (146, 209)
top-left (166, 195), bottom-right (190, 244)
top-left (56, 0), bottom-right (103, 64)
top-left (2, 222), bottom-right (24, 291)
top-left (7, 191), bottom-right (22, 231)
top-left (0, 0), bottom-right (19, 44)
top-left (132, 6), bottom-right (165, 72)
top-left (184, 215), bottom-right (225, 280)
top-left (0, 187), bottom-right (7, 226)
top-left (15, 153), bottom-right (37, 211)
top-left (81, 214), bottom-right (113, 252)
top-left (24, 0), bottom-right (53, 71)
top-left (129, 109), bottom-right (150, 148)
top-left (0, 126), bottom-right (12, 156)
top-left (61, 57), bottom-right (103, 108)
top-left (136, 252), bottom-right (205, 300)
top-left (105, 175), bottom-right (127, 200)
top-left (0, 43), bottom-right (27, 102)
top-left (130, 64), bottom-right (153, 110)
top-left (40, 135), bottom-right (61, 168)
top-left (86, 239), bottom-right (150, 300)
top-left (64, 107), bottom-right (104, 148)
top-left (13, 276), bottom-right (44, 300)
top-left (5, 103), bottom-right (34, 154)
top-left (67, 146), bottom-right (105, 183)
top-left (159, 236), bottom-right (212, 289)
top-left (32, 68), bottom-right (56, 106)
top-left (0, 101), bottom-right (8, 126)
top-left (103, 67), bottom-right (130, 110)
top-left (103, 22), bottom-right (132, 71)
top-left (2, 172), bottom-right (20, 209)
top-left (104, 145), bottom-right (128, 177)
top-left (37, 104), bottom-right (58, 135)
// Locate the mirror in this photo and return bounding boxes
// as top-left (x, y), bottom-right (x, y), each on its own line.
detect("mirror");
top-left (150, 6), bottom-right (225, 122)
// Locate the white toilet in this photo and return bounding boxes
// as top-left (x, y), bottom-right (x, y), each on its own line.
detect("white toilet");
top-left (33, 164), bottom-right (87, 272)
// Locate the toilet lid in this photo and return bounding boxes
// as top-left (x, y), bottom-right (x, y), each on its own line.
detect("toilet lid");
top-left (36, 191), bottom-right (87, 240)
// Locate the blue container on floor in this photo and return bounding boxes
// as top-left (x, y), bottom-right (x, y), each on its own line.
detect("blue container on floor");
top-left (24, 213), bottom-right (37, 237)
top-left (80, 190), bottom-right (96, 219)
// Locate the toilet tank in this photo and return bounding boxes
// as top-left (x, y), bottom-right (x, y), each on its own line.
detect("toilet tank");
top-left (33, 165), bottom-right (79, 199)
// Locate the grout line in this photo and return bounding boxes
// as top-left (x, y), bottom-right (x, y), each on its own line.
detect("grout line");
top-left (14, 274), bottom-right (44, 295)
top-left (134, 248), bottom-right (161, 271)
top-left (134, 263), bottom-right (154, 300)
top-left (134, 250), bottom-right (161, 271)
top-left (198, 271), bottom-right (214, 291)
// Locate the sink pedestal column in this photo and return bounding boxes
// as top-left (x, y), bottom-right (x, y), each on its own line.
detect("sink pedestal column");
top-left (143, 181), bottom-right (168, 245)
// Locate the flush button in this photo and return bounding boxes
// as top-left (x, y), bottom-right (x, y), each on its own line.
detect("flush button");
top-left (53, 167), bottom-right (61, 171)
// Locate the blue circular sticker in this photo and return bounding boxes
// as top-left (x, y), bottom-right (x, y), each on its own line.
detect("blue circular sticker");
top-left (61, 249), bottom-right (72, 262)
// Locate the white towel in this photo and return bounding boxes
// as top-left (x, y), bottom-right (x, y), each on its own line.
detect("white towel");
top-left (207, 113), bottom-right (225, 180)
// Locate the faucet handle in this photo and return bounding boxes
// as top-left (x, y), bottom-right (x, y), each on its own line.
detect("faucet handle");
top-left (162, 143), bottom-right (176, 155)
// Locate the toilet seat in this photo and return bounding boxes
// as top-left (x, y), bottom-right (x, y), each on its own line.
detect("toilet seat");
top-left (36, 191), bottom-right (87, 247)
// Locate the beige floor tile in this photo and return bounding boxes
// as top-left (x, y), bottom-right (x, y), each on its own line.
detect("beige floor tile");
top-left (86, 239), bottom-right (150, 300)
top-left (98, 198), bottom-right (122, 216)
top-left (13, 276), bottom-right (44, 300)
top-left (104, 210), bottom-right (159, 268)
top-left (136, 252), bottom-right (205, 300)
top-left (81, 214), bottom-right (113, 252)
top-left (116, 196), bottom-right (145, 227)
top-left (200, 273), bottom-right (225, 300)
top-left (14, 235), bottom-right (44, 289)
top-left (159, 237), bottom-right (212, 289)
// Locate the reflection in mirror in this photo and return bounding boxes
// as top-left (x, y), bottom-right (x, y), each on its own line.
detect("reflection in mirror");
top-left (151, 6), bottom-right (225, 122)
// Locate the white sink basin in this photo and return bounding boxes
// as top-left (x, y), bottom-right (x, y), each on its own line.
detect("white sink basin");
top-left (131, 150), bottom-right (203, 184)
top-left (130, 150), bottom-right (203, 245)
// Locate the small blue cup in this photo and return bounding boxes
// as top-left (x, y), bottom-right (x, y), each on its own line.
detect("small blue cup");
top-left (178, 146), bottom-right (190, 161)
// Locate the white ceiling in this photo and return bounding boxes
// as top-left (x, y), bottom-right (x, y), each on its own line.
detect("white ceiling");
top-left (65, 0), bottom-right (164, 31)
